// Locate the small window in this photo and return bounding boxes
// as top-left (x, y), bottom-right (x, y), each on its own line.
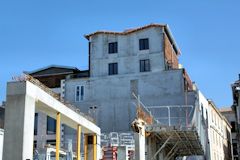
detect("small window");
top-left (231, 121), bottom-right (236, 132)
top-left (46, 116), bottom-right (56, 135)
top-left (109, 63), bottom-right (118, 75)
top-left (34, 141), bottom-right (37, 149)
top-left (46, 139), bottom-right (56, 146)
top-left (139, 38), bottom-right (149, 50)
top-left (201, 104), bottom-right (204, 119)
top-left (34, 113), bottom-right (38, 135)
top-left (75, 86), bottom-right (84, 101)
top-left (108, 42), bottom-right (118, 54)
top-left (140, 59), bottom-right (150, 72)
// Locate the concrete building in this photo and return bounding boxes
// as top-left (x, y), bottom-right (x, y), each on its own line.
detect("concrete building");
top-left (208, 100), bottom-right (233, 160)
top-left (16, 23), bottom-right (233, 159)
top-left (60, 24), bottom-right (212, 159)
top-left (0, 103), bottom-right (4, 160)
top-left (231, 76), bottom-right (240, 159)
top-left (0, 102), bottom-right (5, 129)
top-left (64, 23), bottom-right (194, 133)
top-left (220, 107), bottom-right (238, 159)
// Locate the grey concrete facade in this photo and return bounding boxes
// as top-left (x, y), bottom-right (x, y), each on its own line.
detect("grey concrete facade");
top-left (65, 69), bottom-right (194, 132)
top-left (64, 26), bottom-right (195, 133)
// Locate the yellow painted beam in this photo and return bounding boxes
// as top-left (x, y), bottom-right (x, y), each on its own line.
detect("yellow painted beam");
top-left (93, 134), bottom-right (97, 160)
top-left (56, 112), bottom-right (61, 160)
top-left (76, 125), bottom-right (82, 160)
top-left (84, 134), bottom-right (88, 160)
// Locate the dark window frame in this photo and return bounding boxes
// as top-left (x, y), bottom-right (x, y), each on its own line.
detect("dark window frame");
top-left (34, 113), bottom-right (38, 135)
top-left (139, 38), bottom-right (149, 50)
top-left (108, 63), bottom-right (118, 75)
top-left (46, 139), bottom-right (56, 145)
top-left (140, 59), bottom-right (151, 72)
top-left (75, 85), bottom-right (84, 101)
top-left (108, 42), bottom-right (118, 54)
top-left (231, 121), bottom-right (236, 132)
top-left (46, 116), bottom-right (56, 135)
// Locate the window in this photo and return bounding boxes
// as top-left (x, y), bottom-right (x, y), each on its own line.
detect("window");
top-left (233, 143), bottom-right (238, 155)
top-left (46, 140), bottom-right (56, 146)
top-left (108, 42), bottom-right (118, 53)
top-left (231, 121), bottom-right (236, 132)
top-left (47, 116), bottom-right (56, 135)
top-left (34, 141), bottom-right (37, 149)
top-left (75, 86), bottom-right (84, 102)
top-left (201, 104), bottom-right (204, 119)
top-left (140, 59), bottom-right (150, 72)
top-left (139, 38), bottom-right (149, 50)
top-left (108, 63), bottom-right (118, 75)
top-left (206, 110), bottom-right (208, 124)
top-left (34, 113), bottom-right (38, 135)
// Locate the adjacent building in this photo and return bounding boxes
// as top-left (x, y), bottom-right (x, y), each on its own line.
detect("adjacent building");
top-left (0, 102), bottom-right (4, 160)
top-left (208, 100), bottom-right (233, 160)
top-left (220, 75), bottom-right (240, 160)
top-left (220, 107), bottom-right (238, 159)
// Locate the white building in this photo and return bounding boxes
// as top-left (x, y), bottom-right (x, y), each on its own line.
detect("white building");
top-left (220, 107), bottom-right (239, 159)
top-left (208, 100), bottom-right (233, 160)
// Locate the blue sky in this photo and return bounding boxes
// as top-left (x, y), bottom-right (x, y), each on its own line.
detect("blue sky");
top-left (0, 0), bottom-right (239, 107)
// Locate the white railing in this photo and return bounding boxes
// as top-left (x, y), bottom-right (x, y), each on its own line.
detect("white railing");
top-left (147, 105), bottom-right (194, 128)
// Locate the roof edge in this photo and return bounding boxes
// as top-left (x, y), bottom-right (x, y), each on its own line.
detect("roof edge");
top-left (84, 23), bottom-right (181, 55)
top-left (25, 65), bottom-right (80, 75)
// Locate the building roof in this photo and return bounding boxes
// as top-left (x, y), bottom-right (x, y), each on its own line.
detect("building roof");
top-left (219, 107), bottom-right (233, 113)
top-left (25, 65), bottom-right (80, 75)
top-left (208, 100), bottom-right (232, 127)
top-left (84, 23), bottom-right (181, 55)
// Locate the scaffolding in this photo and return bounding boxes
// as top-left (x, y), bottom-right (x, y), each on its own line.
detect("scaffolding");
top-left (132, 95), bottom-right (207, 160)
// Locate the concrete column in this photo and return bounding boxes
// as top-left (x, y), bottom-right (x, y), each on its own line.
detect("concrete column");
top-left (3, 82), bottom-right (36, 160)
top-left (134, 121), bottom-right (146, 160)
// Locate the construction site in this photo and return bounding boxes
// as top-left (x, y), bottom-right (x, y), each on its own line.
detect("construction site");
top-left (0, 24), bottom-right (233, 160)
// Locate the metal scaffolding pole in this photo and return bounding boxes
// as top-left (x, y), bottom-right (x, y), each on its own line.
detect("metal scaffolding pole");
top-left (151, 134), bottom-right (172, 160)
top-left (93, 134), bottom-right (97, 160)
top-left (76, 125), bottom-right (82, 160)
top-left (56, 112), bottom-right (61, 160)
top-left (84, 134), bottom-right (88, 160)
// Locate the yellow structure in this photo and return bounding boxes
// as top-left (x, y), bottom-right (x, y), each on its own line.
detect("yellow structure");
top-left (56, 112), bottom-right (61, 160)
top-left (84, 134), bottom-right (88, 160)
top-left (208, 100), bottom-right (233, 160)
top-left (2, 76), bottom-right (101, 160)
top-left (77, 125), bottom-right (82, 160)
